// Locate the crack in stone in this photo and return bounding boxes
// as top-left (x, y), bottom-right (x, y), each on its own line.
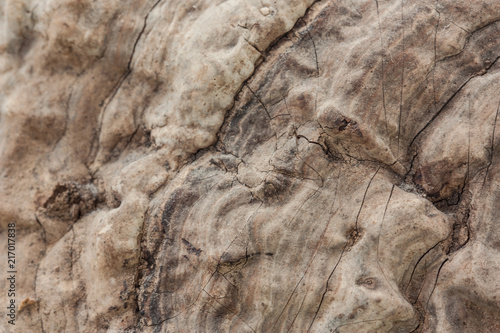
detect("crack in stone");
top-left (405, 240), bottom-right (442, 294)
top-left (376, 185), bottom-right (396, 296)
top-left (202, 289), bottom-right (257, 333)
top-left (93, 0), bottom-right (163, 166)
top-left (307, 241), bottom-right (349, 332)
top-left (246, 85), bottom-right (272, 119)
top-left (482, 98), bottom-right (500, 188)
top-left (397, 0), bottom-right (406, 158)
top-left (408, 55), bottom-right (500, 150)
top-left (354, 167), bottom-right (381, 231)
top-left (425, 258), bottom-right (449, 309)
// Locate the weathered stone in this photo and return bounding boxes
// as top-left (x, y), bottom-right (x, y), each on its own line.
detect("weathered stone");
top-left (1, 0), bottom-right (499, 332)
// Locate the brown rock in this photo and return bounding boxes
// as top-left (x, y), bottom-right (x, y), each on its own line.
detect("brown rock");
top-left (1, 0), bottom-right (499, 332)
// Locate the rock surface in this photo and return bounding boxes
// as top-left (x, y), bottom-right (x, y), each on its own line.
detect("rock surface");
top-left (0, 0), bottom-right (500, 332)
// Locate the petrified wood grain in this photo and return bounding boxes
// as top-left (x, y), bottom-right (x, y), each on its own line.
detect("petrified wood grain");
top-left (0, 0), bottom-right (499, 332)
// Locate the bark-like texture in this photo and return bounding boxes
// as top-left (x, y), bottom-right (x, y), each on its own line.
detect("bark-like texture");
top-left (0, 0), bottom-right (499, 332)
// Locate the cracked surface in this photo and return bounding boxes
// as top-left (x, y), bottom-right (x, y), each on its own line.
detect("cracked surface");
top-left (1, 0), bottom-right (500, 332)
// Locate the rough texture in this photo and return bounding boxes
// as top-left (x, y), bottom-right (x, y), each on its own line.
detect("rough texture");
top-left (0, 0), bottom-right (499, 332)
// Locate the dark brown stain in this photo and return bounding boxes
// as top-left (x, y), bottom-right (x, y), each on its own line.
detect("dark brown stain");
top-left (346, 227), bottom-right (364, 250)
top-left (347, 304), bottom-right (367, 320)
top-left (355, 277), bottom-right (378, 290)
top-left (181, 238), bottom-right (203, 256)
